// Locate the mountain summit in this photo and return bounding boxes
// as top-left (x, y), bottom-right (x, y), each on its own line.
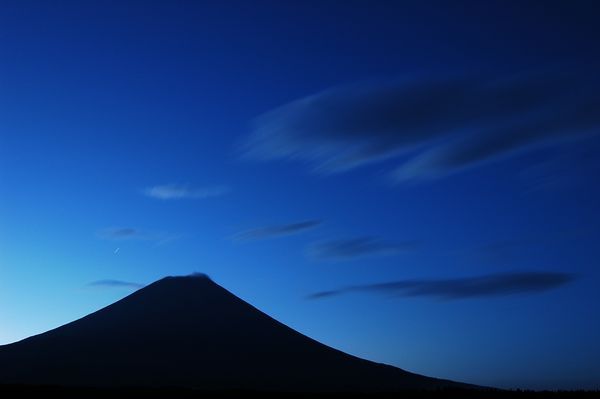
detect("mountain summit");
top-left (0, 275), bottom-right (464, 391)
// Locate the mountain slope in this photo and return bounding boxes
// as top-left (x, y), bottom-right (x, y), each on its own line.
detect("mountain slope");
top-left (0, 274), bottom-right (465, 391)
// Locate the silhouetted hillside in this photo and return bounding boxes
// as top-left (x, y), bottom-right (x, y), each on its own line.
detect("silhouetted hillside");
top-left (0, 275), bottom-right (466, 391)
top-left (0, 385), bottom-right (597, 399)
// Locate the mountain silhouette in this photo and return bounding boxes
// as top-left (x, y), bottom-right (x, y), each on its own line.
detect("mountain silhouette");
top-left (0, 274), bottom-right (467, 391)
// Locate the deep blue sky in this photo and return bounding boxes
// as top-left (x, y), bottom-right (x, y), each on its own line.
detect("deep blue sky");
top-left (1, 0), bottom-right (599, 390)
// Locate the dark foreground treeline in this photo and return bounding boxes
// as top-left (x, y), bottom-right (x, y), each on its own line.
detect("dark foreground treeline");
top-left (0, 385), bottom-right (598, 399)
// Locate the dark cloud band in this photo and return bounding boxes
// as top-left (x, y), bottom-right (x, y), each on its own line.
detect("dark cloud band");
top-left (308, 272), bottom-right (574, 300)
top-left (88, 280), bottom-right (145, 289)
top-left (308, 237), bottom-right (418, 260)
top-left (233, 220), bottom-right (322, 241)
top-left (242, 72), bottom-right (599, 181)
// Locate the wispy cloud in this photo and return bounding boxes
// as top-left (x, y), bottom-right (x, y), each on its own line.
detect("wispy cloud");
top-left (393, 111), bottom-right (598, 181)
top-left (308, 272), bottom-right (574, 300)
top-left (308, 236), bottom-right (418, 260)
top-left (464, 229), bottom-right (589, 264)
top-left (98, 228), bottom-right (139, 239)
top-left (143, 184), bottom-right (229, 200)
top-left (97, 227), bottom-right (148, 241)
top-left (518, 143), bottom-right (600, 192)
top-left (97, 227), bottom-right (179, 245)
top-left (88, 279), bottom-right (145, 289)
top-left (233, 220), bottom-right (322, 241)
top-left (242, 72), bottom-right (599, 181)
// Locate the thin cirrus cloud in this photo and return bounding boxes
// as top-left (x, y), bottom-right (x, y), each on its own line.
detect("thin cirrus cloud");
top-left (465, 229), bottom-right (587, 264)
top-left (87, 280), bottom-right (145, 289)
top-left (308, 236), bottom-right (418, 261)
top-left (233, 220), bottom-right (322, 241)
top-left (98, 227), bottom-right (139, 239)
top-left (143, 184), bottom-right (229, 200)
top-left (97, 227), bottom-right (178, 245)
top-left (241, 72), bottom-right (600, 181)
top-left (308, 272), bottom-right (574, 300)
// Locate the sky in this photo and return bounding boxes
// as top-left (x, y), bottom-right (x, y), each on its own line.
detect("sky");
top-left (1, 0), bottom-right (600, 390)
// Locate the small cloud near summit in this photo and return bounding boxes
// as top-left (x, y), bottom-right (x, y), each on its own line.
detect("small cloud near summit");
top-left (189, 272), bottom-right (212, 280)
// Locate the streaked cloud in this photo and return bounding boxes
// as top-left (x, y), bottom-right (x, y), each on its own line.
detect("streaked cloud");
top-left (518, 143), bottom-right (600, 192)
top-left (97, 227), bottom-right (179, 245)
top-left (308, 236), bottom-right (418, 260)
top-left (143, 184), bottom-right (229, 200)
top-left (99, 228), bottom-right (139, 239)
top-left (393, 108), bottom-right (598, 181)
top-left (308, 272), bottom-right (574, 300)
top-left (233, 220), bottom-right (322, 241)
top-left (97, 227), bottom-right (147, 240)
top-left (242, 72), bottom-right (599, 181)
top-left (464, 229), bottom-right (589, 264)
top-left (88, 279), bottom-right (145, 289)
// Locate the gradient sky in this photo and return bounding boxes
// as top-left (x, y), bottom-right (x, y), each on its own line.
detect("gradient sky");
top-left (1, 0), bottom-right (600, 390)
